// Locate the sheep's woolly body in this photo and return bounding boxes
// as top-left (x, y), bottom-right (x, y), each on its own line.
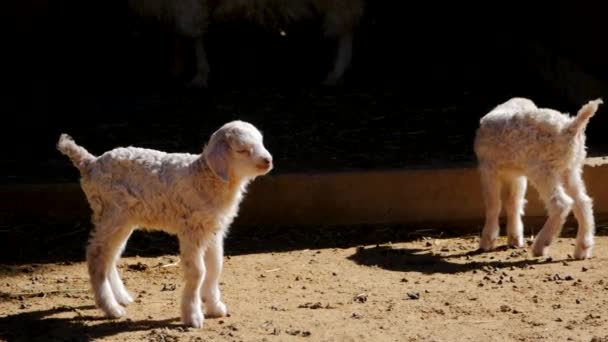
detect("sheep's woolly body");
top-left (77, 146), bottom-right (246, 240)
top-left (129, 0), bottom-right (364, 35)
top-left (128, 0), bottom-right (209, 37)
top-left (213, 0), bottom-right (315, 27)
top-left (57, 121), bottom-right (273, 328)
top-left (475, 99), bottom-right (587, 173)
top-left (127, 0), bottom-right (364, 87)
top-left (211, 0), bottom-right (364, 35)
top-left (474, 97), bottom-right (603, 259)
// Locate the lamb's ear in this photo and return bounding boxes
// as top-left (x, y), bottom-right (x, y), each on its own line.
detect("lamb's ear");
top-left (204, 134), bottom-right (230, 183)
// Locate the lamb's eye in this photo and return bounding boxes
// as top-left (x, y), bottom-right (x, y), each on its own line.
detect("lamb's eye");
top-left (237, 149), bottom-right (250, 155)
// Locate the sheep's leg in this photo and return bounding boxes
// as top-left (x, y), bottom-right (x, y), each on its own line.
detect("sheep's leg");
top-left (503, 175), bottom-right (527, 248)
top-left (479, 167), bottom-right (502, 251)
top-left (323, 32), bottom-right (353, 86)
top-left (178, 231), bottom-right (206, 328)
top-left (202, 235), bottom-right (228, 317)
top-left (87, 220), bottom-right (132, 318)
top-left (530, 171), bottom-right (573, 257)
top-left (170, 36), bottom-right (187, 79)
top-left (564, 168), bottom-right (595, 259)
top-left (187, 37), bottom-right (210, 89)
top-left (108, 230), bottom-right (134, 306)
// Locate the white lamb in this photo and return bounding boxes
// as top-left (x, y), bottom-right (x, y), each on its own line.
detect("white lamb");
top-left (474, 97), bottom-right (603, 259)
top-left (127, 0), bottom-right (365, 87)
top-left (57, 120), bottom-right (273, 328)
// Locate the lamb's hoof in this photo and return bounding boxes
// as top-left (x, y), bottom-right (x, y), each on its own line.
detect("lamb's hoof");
top-left (573, 244), bottom-right (593, 260)
top-left (507, 236), bottom-right (525, 248)
top-left (183, 309), bottom-right (204, 329)
top-left (102, 304), bottom-right (126, 319)
top-left (187, 75), bottom-right (208, 89)
top-left (115, 291), bottom-right (134, 306)
top-left (479, 238), bottom-right (496, 252)
top-left (531, 241), bottom-right (549, 258)
top-left (205, 301), bottom-right (228, 318)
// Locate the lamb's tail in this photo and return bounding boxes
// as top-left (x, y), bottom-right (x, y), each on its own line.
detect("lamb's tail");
top-left (567, 98), bottom-right (603, 134)
top-left (57, 134), bottom-right (96, 171)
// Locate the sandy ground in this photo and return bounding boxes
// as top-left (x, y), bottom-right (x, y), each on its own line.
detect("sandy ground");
top-left (2, 234), bottom-right (608, 342)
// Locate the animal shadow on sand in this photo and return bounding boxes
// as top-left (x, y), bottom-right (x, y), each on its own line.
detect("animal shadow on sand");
top-left (347, 243), bottom-right (579, 274)
top-left (347, 224), bottom-right (608, 273)
top-left (0, 305), bottom-right (185, 342)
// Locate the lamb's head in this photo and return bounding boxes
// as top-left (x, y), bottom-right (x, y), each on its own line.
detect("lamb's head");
top-left (203, 120), bottom-right (273, 183)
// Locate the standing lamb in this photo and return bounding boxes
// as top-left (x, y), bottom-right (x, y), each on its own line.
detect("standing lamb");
top-left (474, 97), bottom-right (602, 259)
top-left (127, 0), bottom-right (365, 88)
top-left (57, 120), bottom-right (273, 328)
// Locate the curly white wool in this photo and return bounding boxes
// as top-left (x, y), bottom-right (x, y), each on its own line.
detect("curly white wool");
top-left (57, 120), bottom-right (273, 328)
top-left (474, 97), bottom-right (603, 259)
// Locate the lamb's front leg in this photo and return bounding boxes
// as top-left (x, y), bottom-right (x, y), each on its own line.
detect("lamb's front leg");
top-left (202, 234), bottom-right (228, 317)
top-left (178, 232), bottom-right (206, 328)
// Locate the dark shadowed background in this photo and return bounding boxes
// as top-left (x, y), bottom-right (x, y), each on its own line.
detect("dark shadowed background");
top-left (2, 0), bottom-right (608, 261)
top-left (3, 0), bottom-right (607, 184)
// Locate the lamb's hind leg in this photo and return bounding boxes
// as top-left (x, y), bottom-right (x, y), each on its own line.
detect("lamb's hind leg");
top-left (564, 168), bottom-right (595, 259)
top-left (530, 170), bottom-right (573, 257)
top-left (109, 229), bottom-right (135, 306)
top-left (503, 175), bottom-right (527, 248)
top-left (87, 218), bottom-right (133, 318)
top-left (479, 166), bottom-right (502, 251)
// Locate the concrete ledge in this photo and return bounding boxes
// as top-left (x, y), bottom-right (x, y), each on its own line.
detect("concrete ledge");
top-left (2, 158), bottom-right (608, 228)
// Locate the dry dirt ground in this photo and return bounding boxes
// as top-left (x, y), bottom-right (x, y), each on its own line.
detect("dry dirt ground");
top-left (2, 232), bottom-right (608, 342)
